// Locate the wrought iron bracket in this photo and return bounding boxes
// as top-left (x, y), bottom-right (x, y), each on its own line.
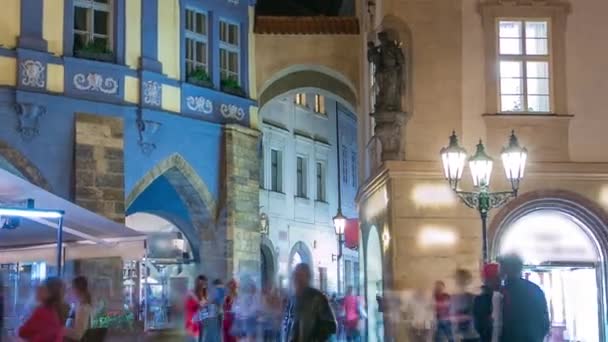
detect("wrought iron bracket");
top-left (455, 190), bottom-right (517, 214)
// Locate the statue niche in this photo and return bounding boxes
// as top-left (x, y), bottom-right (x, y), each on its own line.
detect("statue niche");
top-left (368, 31), bottom-right (410, 161)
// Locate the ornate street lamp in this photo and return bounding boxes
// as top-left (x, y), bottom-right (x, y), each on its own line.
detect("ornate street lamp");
top-left (334, 109), bottom-right (348, 296)
top-left (440, 131), bottom-right (527, 262)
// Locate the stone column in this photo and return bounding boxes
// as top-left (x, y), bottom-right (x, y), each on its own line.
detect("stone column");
top-left (74, 113), bottom-right (125, 223)
top-left (223, 124), bottom-right (261, 284)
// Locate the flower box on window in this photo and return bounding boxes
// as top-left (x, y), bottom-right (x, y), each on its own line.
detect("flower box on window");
top-left (187, 68), bottom-right (214, 89)
top-left (220, 78), bottom-right (246, 97)
top-left (74, 41), bottom-right (114, 63)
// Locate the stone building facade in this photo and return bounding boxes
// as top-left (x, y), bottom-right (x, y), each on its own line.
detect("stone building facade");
top-left (356, 0), bottom-right (608, 341)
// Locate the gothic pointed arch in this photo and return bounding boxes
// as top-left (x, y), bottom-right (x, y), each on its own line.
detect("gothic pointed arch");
top-left (0, 140), bottom-right (51, 191)
top-left (126, 153), bottom-right (217, 223)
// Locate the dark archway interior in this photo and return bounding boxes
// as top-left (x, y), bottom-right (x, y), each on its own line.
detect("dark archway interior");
top-left (260, 246), bottom-right (273, 289)
top-left (255, 0), bottom-right (352, 16)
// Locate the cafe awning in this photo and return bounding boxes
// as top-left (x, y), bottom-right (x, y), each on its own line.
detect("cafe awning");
top-left (0, 168), bottom-right (146, 264)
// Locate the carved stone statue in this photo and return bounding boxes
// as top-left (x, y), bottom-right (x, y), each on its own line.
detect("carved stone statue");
top-left (368, 31), bottom-right (409, 161)
top-left (368, 31), bottom-right (405, 112)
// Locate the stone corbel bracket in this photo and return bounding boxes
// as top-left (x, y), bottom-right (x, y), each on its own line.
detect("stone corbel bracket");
top-left (14, 103), bottom-right (46, 141)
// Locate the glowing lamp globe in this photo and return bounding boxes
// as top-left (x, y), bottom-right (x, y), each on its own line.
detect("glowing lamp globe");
top-left (468, 140), bottom-right (493, 188)
top-left (333, 210), bottom-right (347, 236)
top-left (501, 131), bottom-right (527, 192)
top-left (440, 131), bottom-right (468, 190)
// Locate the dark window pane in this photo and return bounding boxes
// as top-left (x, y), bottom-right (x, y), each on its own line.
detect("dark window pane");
top-left (196, 42), bottom-right (207, 64)
top-left (74, 33), bottom-right (87, 50)
top-left (94, 0), bottom-right (109, 3)
top-left (74, 7), bottom-right (88, 31)
top-left (185, 10), bottom-right (193, 31)
top-left (228, 51), bottom-right (238, 73)
top-left (196, 13), bottom-right (206, 35)
top-left (94, 10), bottom-right (108, 35)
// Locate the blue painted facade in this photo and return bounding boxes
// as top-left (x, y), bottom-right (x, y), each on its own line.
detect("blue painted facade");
top-left (0, 0), bottom-right (257, 257)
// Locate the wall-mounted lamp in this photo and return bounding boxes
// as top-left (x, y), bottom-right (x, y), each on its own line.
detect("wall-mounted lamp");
top-left (382, 229), bottom-right (391, 251)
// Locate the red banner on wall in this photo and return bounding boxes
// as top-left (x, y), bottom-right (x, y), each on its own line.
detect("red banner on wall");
top-left (344, 219), bottom-right (359, 250)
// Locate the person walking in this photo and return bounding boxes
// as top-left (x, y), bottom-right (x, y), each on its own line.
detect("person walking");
top-left (451, 269), bottom-right (479, 342)
top-left (499, 254), bottom-right (549, 342)
top-left (64, 276), bottom-right (93, 341)
top-left (473, 263), bottom-right (502, 342)
top-left (343, 286), bottom-right (361, 342)
top-left (18, 278), bottom-right (64, 342)
top-left (282, 263), bottom-right (337, 342)
top-left (185, 275), bottom-right (208, 342)
top-left (223, 279), bottom-right (238, 342)
top-left (433, 281), bottom-right (453, 342)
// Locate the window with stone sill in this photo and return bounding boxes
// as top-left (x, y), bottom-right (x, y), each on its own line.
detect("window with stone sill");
top-left (316, 162), bottom-right (326, 202)
top-left (296, 156), bottom-right (308, 198)
top-left (498, 19), bottom-right (551, 113)
top-left (185, 8), bottom-right (209, 76)
top-left (314, 94), bottom-right (326, 114)
top-left (73, 0), bottom-right (112, 53)
top-left (219, 20), bottom-right (240, 83)
top-left (271, 149), bottom-right (283, 193)
top-left (295, 93), bottom-right (307, 107)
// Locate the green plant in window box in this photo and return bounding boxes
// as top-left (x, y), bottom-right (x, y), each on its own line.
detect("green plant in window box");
top-left (187, 68), bottom-right (214, 88)
top-left (74, 40), bottom-right (114, 63)
top-left (221, 77), bottom-right (246, 97)
top-left (91, 301), bottom-right (136, 333)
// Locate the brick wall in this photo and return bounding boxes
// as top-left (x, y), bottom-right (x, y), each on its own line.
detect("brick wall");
top-left (223, 124), bottom-right (261, 283)
top-left (74, 113), bottom-right (125, 223)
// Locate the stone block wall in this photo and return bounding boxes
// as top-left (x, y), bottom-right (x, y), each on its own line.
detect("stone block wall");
top-left (74, 113), bottom-right (125, 223)
top-left (223, 124), bottom-right (261, 283)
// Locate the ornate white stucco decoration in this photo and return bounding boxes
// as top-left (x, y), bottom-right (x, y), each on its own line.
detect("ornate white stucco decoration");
top-left (20, 60), bottom-right (45, 88)
top-left (186, 96), bottom-right (213, 114)
top-left (220, 104), bottom-right (245, 121)
top-left (73, 73), bottom-right (119, 94)
top-left (142, 81), bottom-right (162, 106)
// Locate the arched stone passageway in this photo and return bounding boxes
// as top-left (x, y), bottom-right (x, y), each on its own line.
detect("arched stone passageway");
top-left (365, 225), bottom-right (384, 342)
top-left (0, 140), bottom-right (51, 191)
top-left (289, 241), bottom-right (313, 273)
top-left (260, 236), bottom-right (277, 289)
top-left (490, 189), bottom-right (608, 342)
top-left (258, 66), bottom-right (358, 111)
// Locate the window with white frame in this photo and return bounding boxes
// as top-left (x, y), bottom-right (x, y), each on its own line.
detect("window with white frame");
top-left (185, 9), bottom-right (208, 76)
top-left (219, 20), bottom-right (240, 82)
top-left (271, 149), bottom-right (283, 193)
top-left (296, 156), bottom-right (307, 198)
top-left (316, 162), bottom-right (326, 202)
top-left (73, 0), bottom-right (112, 52)
top-left (314, 94), bottom-right (326, 114)
top-left (295, 93), bottom-right (307, 107)
top-left (498, 19), bottom-right (551, 113)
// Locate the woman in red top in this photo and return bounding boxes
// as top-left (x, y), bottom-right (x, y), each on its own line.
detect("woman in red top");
top-left (19, 278), bottom-right (64, 342)
top-left (185, 275), bottom-right (208, 341)
top-left (222, 279), bottom-right (238, 342)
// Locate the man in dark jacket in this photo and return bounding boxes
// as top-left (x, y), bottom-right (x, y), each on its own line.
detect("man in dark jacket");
top-left (499, 254), bottom-right (550, 342)
top-left (283, 263), bottom-right (337, 342)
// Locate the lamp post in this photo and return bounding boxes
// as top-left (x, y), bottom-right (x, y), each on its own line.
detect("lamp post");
top-left (440, 131), bottom-right (527, 262)
top-left (333, 105), bottom-right (348, 296)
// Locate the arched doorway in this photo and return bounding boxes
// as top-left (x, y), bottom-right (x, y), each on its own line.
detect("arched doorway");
top-left (289, 241), bottom-right (313, 272)
top-left (365, 225), bottom-right (383, 342)
top-left (260, 238), bottom-right (276, 289)
top-left (494, 209), bottom-right (604, 342)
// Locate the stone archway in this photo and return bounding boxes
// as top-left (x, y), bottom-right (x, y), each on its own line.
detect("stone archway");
top-left (0, 140), bottom-right (51, 191)
top-left (258, 66), bottom-right (358, 111)
top-left (288, 241), bottom-right (313, 273)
